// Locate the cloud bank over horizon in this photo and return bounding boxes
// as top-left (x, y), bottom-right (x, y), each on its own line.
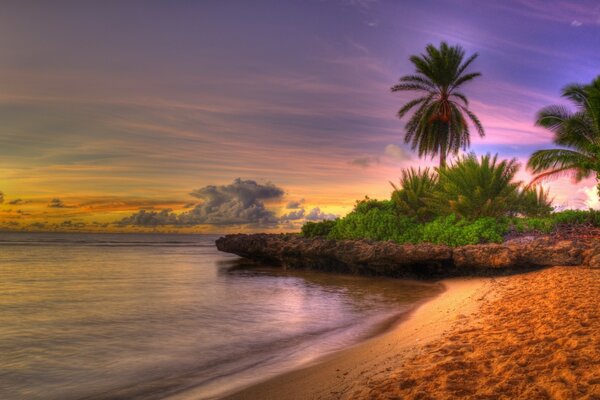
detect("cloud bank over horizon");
top-left (118, 178), bottom-right (338, 229)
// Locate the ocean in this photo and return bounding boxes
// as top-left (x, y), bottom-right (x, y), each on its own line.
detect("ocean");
top-left (0, 232), bottom-right (442, 399)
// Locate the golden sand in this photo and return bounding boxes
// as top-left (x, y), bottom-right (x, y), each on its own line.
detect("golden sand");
top-left (351, 267), bottom-right (600, 400)
top-left (225, 267), bottom-right (599, 400)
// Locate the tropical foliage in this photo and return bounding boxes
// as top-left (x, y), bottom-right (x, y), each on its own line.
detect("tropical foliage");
top-left (302, 153), bottom-right (566, 246)
top-left (300, 54), bottom-right (600, 247)
top-left (514, 186), bottom-right (553, 217)
top-left (301, 220), bottom-right (336, 238)
top-left (390, 168), bottom-right (437, 222)
top-left (392, 42), bottom-right (484, 167)
top-left (430, 153), bottom-right (520, 218)
top-left (528, 77), bottom-right (600, 196)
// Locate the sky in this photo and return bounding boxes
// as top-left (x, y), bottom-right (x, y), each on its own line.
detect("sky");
top-left (1, 0), bottom-right (600, 233)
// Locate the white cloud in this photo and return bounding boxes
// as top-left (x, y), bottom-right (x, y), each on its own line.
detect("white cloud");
top-left (281, 207), bottom-right (337, 222)
top-left (579, 185), bottom-right (600, 209)
top-left (571, 20), bottom-right (583, 27)
top-left (305, 207), bottom-right (338, 221)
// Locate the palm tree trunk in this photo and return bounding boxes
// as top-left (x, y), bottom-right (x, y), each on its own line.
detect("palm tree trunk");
top-left (439, 151), bottom-right (446, 168)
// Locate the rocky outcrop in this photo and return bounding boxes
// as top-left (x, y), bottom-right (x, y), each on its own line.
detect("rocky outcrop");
top-left (216, 234), bottom-right (600, 278)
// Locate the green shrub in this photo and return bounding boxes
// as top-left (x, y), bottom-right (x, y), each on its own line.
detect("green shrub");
top-left (511, 217), bottom-right (555, 234)
top-left (390, 167), bottom-right (438, 222)
top-left (352, 197), bottom-right (396, 214)
top-left (421, 215), bottom-right (507, 246)
top-left (301, 220), bottom-right (337, 237)
top-left (328, 206), bottom-right (418, 242)
top-left (551, 209), bottom-right (600, 226)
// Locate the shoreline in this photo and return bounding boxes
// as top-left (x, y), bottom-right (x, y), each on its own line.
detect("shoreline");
top-left (221, 276), bottom-right (494, 400)
top-left (216, 234), bottom-right (596, 278)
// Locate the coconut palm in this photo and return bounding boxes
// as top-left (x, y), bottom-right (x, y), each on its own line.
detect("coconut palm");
top-left (392, 42), bottom-right (485, 167)
top-left (528, 77), bottom-right (600, 197)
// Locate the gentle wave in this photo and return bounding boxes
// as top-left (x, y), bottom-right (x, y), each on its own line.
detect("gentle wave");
top-left (0, 232), bottom-right (441, 400)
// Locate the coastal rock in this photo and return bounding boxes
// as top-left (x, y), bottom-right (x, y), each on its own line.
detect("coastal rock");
top-left (582, 240), bottom-right (600, 269)
top-left (216, 234), bottom-right (599, 277)
top-left (216, 234), bottom-right (452, 276)
top-left (452, 244), bottom-right (516, 269)
top-left (516, 238), bottom-right (584, 266)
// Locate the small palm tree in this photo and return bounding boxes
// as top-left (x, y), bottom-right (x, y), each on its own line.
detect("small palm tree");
top-left (432, 153), bottom-right (520, 219)
top-left (390, 167), bottom-right (438, 221)
top-left (392, 42), bottom-right (485, 167)
top-left (528, 77), bottom-right (600, 197)
top-left (515, 186), bottom-right (553, 217)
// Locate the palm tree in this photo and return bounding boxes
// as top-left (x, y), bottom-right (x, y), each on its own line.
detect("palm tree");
top-left (390, 167), bottom-right (438, 222)
top-left (528, 77), bottom-right (600, 197)
top-left (391, 42), bottom-right (485, 167)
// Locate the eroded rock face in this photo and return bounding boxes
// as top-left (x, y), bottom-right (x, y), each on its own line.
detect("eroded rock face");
top-left (452, 244), bottom-right (517, 269)
top-left (582, 240), bottom-right (600, 269)
top-left (215, 234), bottom-right (598, 277)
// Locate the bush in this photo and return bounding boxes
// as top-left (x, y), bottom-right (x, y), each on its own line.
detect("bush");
top-left (326, 209), bottom-right (507, 246)
top-left (301, 220), bottom-right (337, 237)
top-left (328, 206), bottom-right (418, 242)
top-left (421, 215), bottom-right (507, 246)
top-left (511, 217), bottom-right (554, 234)
top-left (551, 209), bottom-right (600, 226)
top-left (352, 197), bottom-right (396, 214)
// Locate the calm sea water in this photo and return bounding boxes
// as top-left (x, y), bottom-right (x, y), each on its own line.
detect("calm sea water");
top-left (0, 232), bottom-right (442, 399)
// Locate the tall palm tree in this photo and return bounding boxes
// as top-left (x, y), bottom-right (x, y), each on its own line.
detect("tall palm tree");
top-left (528, 77), bottom-right (600, 197)
top-left (391, 42), bottom-right (485, 167)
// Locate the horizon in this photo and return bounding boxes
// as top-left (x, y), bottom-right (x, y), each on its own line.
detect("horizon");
top-left (2, 0), bottom-right (600, 233)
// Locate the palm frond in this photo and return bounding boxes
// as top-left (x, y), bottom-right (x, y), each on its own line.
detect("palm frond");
top-left (391, 83), bottom-right (434, 92)
top-left (450, 72), bottom-right (481, 90)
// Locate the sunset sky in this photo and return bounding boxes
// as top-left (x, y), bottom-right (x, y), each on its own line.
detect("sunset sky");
top-left (2, 0), bottom-right (600, 232)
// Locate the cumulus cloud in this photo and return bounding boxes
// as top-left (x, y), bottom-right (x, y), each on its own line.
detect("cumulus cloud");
top-left (305, 207), bottom-right (338, 221)
top-left (384, 144), bottom-right (412, 161)
top-left (281, 208), bottom-right (305, 220)
top-left (120, 178), bottom-right (285, 227)
top-left (182, 178), bottom-right (284, 225)
top-left (579, 185), bottom-right (600, 209)
top-left (9, 198), bottom-right (25, 205)
top-left (119, 209), bottom-right (178, 226)
top-left (286, 199), bottom-right (304, 209)
top-left (349, 156), bottom-right (380, 168)
top-left (282, 207), bottom-right (337, 222)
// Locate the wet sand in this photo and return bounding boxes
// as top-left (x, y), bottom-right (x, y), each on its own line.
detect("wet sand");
top-left (225, 267), bottom-right (600, 399)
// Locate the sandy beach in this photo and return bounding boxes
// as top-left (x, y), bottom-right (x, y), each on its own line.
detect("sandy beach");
top-left (226, 266), bottom-right (600, 399)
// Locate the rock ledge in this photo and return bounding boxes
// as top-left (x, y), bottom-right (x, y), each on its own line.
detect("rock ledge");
top-left (216, 234), bottom-right (600, 277)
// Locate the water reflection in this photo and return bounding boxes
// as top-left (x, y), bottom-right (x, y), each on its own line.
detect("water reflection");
top-left (0, 233), bottom-right (442, 400)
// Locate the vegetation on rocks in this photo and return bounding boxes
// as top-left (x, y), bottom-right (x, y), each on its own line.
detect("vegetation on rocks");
top-left (300, 153), bottom-right (599, 246)
top-left (301, 48), bottom-right (600, 247)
